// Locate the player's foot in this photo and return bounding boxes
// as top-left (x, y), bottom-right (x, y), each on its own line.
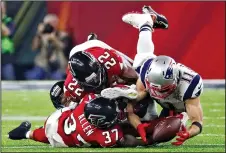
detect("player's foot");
top-left (101, 87), bottom-right (138, 100)
top-left (87, 32), bottom-right (98, 41)
top-left (122, 12), bottom-right (154, 30)
top-left (142, 5), bottom-right (168, 29)
top-left (8, 121), bottom-right (31, 140)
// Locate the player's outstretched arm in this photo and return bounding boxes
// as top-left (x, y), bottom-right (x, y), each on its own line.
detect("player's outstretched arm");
top-left (127, 103), bottom-right (149, 144)
top-left (185, 97), bottom-right (203, 137)
top-left (172, 97), bottom-right (203, 146)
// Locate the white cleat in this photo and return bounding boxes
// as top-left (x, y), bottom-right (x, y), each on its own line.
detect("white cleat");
top-left (101, 87), bottom-right (138, 100)
top-left (122, 12), bottom-right (154, 29)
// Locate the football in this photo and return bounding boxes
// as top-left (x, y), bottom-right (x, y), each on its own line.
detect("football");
top-left (151, 116), bottom-right (181, 143)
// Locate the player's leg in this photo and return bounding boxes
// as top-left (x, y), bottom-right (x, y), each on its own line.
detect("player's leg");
top-left (122, 12), bottom-right (156, 69)
top-left (28, 126), bottom-right (49, 143)
top-left (44, 109), bottom-right (69, 147)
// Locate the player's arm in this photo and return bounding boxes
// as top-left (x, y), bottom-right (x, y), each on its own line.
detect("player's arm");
top-left (185, 97), bottom-right (203, 137)
top-left (184, 74), bottom-right (204, 138)
top-left (126, 103), bottom-right (149, 143)
top-left (135, 78), bottom-right (149, 102)
top-left (172, 97), bottom-right (203, 146)
top-left (172, 74), bottom-right (204, 146)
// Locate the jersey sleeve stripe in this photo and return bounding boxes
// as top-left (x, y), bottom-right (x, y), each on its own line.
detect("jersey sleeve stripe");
top-left (140, 58), bottom-right (153, 88)
top-left (135, 66), bottom-right (141, 74)
top-left (183, 74), bottom-right (201, 101)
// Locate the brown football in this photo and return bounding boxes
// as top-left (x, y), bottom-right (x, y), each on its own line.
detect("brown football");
top-left (151, 116), bottom-right (181, 143)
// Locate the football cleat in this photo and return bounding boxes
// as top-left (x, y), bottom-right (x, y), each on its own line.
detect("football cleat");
top-left (87, 32), bottom-right (98, 41)
top-left (101, 87), bottom-right (138, 100)
top-left (122, 12), bottom-right (154, 30)
top-left (8, 121), bottom-right (31, 140)
top-left (142, 5), bottom-right (168, 29)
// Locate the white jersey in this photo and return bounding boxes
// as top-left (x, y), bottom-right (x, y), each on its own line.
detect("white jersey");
top-left (138, 58), bottom-right (203, 112)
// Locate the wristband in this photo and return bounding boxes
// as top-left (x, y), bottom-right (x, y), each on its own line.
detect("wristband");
top-left (192, 121), bottom-right (202, 133)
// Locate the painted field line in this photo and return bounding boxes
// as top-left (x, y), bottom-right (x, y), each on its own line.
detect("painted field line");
top-left (2, 125), bottom-right (43, 128)
top-left (2, 116), bottom-right (47, 121)
top-left (209, 109), bottom-right (224, 112)
top-left (205, 124), bottom-right (225, 127)
top-left (198, 134), bottom-right (225, 137)
top-left (1, 146), bottom-right (50, 149)
top-left (202, 103), bottom-right (225, 106)
top-left (204, 117), bottom-right (225, 119)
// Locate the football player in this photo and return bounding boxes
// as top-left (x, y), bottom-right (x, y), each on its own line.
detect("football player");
top-left (8, 92), bottom-right (144, 147)
top-left (101, 6), bottom-right (203, 146)
top-left (63, 38), bottom-right (138, 105)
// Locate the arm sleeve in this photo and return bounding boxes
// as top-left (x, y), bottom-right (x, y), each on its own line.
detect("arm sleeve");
top-left (183, 74), bottom-right (203, 101)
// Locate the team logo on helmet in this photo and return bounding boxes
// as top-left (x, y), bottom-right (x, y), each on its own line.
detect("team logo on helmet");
top-left (164, 60), bottom-right (174, 80)
top-left (88, 114), bottom-right (106, 126)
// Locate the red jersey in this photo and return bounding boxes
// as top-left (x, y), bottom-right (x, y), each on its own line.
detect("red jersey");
top-left (64, 47), bottom-right (124, 102)
top-left (56, 94), bottom-right (124, 147)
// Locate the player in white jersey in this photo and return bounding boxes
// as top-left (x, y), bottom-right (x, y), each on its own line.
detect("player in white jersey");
top-left (101, 6), bottom-right (204, 146)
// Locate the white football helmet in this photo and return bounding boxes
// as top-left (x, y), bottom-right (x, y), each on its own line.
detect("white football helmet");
top-left (145, 55), bottom-right (178, 99)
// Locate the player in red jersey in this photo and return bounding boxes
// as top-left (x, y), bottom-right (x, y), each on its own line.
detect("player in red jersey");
top-left (8, 93), bottom-right (146, 147)
top-left (63, 39), bottom-right (138, 105)
top-left (8, 81), bottom-right (148, 147)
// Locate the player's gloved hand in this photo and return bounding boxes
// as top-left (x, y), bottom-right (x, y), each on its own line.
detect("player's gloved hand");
top-left (137, 123), bottom-right (150, 143)
top-left (171, 125), bottom-right (190, 146)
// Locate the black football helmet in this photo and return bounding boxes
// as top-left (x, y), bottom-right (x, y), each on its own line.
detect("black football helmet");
top-left (84, 96), bottom-right (118, 129)
top-left (49, 81), bottom-right (65, 109)
top-left (68, 51), bottom-right (108, 93)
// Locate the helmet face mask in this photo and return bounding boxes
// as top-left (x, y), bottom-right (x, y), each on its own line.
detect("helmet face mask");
top-left (69, 51), bottom-right (108, 93)
top-left (78, 66), bottom-right (108, 93)
top-left (146, 78), bottom-right (177, 99)
top-left (84, 97), bottom-right (119, 129)
top-left (145, 55), bottom-right (178, 100)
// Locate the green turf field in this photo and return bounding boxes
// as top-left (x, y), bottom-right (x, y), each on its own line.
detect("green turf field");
top-left (1, 89), bottom-right (225, 152)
